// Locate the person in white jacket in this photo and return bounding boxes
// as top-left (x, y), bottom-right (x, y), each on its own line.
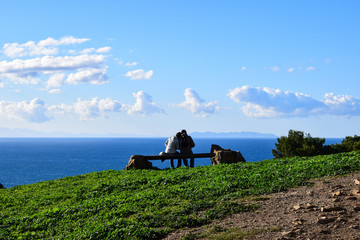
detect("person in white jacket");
top-left (162, 132), bottom-right (182, 168)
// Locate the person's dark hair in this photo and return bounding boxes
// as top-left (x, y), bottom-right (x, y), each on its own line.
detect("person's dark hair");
top-left (176, 132), bottom-right (182, 138)
top-left (181, 129), bottom-right (187, 134)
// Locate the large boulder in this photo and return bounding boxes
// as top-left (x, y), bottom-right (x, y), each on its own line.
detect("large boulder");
top-left (210, 144), bottom-right (246, 165)
top-left (126, 155), bottom-right (153, 170)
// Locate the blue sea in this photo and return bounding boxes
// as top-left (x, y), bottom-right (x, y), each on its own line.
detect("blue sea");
top-left (0, 138), bottom-right (342, 188)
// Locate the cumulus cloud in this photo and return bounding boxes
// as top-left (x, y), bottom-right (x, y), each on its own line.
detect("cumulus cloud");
top-left (125, 69), bottom-right (153, 80)
top-left (0, 54), bottom-right (105, 74)
top-left (96, 47), bottom-right (111, 53)
top-left (306, 66), bottom-right (316, 71)
top-left (66, 68), bottom-right (108, 85)
top-left (125, 61), bottom-right (138, 67)
top-left (0, 98), bottom-right (50, 123)
top-left (48, 89), bottom-right (62, 94)
top-left (49, 92), bottom-right (164, 120)
top-left (287, 68), bottom-right (295, 73)
top-left (0, 36), bottom-right (110, 90)
top-left (227, 85), bottom-right (360, 118)
top-left (3, 36), bottom-right (90, 58)
top-left (46, 73), bottom-right (66, 89)
top-left (126, 91), bottom-right (164, 116)
top-left (177, 88), bottom-right (219, 118)
top-left (268, 66), bottom-right (280, 72)
top-left (50, 97), bottom-right (124, 120)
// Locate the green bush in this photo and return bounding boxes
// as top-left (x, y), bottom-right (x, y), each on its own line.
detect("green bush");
top-left (272, 130), bottom-right (325, 158)
top-left (324, 135), bottom-right (360, 154)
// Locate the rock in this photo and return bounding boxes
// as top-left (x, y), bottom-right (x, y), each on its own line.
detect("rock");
top-left (353, 204), bottom-right (360, 212)
top-left (345, 196), bottom-right (357, 200)
top-left (0, 183), bottom-right (4, 189)
top-left (320, 206), bottom-right (346, 212)
top-left (306, 190), bottom-right (314, 196)
top-left (306, 203), bottom-right (317, 209)
top-left (354, 179), bottom-right (360, 185)
top-left (293, 204), bottom-right (302, 210)
top-left (210, 144), bottom-right (246, 165)
top-left (330, 191), bottom-right (343, 197)
top-left (125, 155), bottom-right (153, 170)
top-left (317, 217), bottom-right (336, 224)
top-left (351, 189), bottom-right (360, 196)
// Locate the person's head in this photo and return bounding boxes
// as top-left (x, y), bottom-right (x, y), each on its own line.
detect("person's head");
top-left (176, 132), bottom-right (182, 138)
top-left (181, 129), bottom-right (187, 135)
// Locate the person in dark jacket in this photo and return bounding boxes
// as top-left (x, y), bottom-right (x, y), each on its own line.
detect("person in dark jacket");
top-left (179, 129), bottom-right (195, 167)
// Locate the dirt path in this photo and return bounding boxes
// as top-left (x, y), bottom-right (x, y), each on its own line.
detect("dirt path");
top-left (165, 171), bottom-right (360, 239)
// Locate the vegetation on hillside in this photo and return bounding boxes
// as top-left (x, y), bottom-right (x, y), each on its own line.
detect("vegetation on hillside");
top-left (1, 151), bottom-right (360, 239)
top-left (272, 129), bottom-right (360, 158)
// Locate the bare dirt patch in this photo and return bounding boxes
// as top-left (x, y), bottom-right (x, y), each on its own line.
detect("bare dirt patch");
top-left (165, 171), bottom-right (360, 239)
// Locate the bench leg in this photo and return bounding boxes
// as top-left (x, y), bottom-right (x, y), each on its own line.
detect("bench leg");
top-left (170, 159), bottom-right (175, 168)
top-left (190, 158), bottom-right (194, 168)
top-left (176, 159), bottom-right (182, 168)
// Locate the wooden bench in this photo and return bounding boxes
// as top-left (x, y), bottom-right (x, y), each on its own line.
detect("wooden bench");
top-left (142, 153), bottom-right (213, 168)
top-left (126, 145), bottom-right (245, 170)
top-left (127, 153), bottom-right (214, 169)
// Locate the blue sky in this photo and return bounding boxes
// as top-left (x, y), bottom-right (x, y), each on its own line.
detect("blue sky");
top-left (0, 0), bottom-right (359, 138)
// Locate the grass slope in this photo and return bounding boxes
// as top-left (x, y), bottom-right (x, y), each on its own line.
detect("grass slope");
top-left (1, 151), bottom-right (360, 239)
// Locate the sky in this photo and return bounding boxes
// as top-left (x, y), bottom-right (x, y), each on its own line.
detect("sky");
top-left (0, 0), bottom-right (359, 138)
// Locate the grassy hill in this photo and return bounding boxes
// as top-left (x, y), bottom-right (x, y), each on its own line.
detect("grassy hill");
top-left (1, 151), bottom-right (360, 239)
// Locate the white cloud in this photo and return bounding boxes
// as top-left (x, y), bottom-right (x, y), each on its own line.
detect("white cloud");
top-left (38, 36), bottom-right (90, 46)
top-left (269, 66), bottom-right (280, 72)
top-left (50, 92), bottom-right (164, 120)
top-left (127, 91), bottom-right (164, 116)
top-left (80, 48), bottom-right (95, 54)
top-left (241, 66), bottom-right (246, 71)
top-left (46, 73), bottom-right (66, 89)
top-left (48, 89), bottom-right (62, 94)
top-left (66, 68), bottom-right (108, 85)
top-left (3, 36), bottom-right (90, 58)
top-left (0, 81), bottom-right (4, 88)
top-left (228, 85), bottom-right (360, 118)
top-left (0, 36), bottom-right (110, 89)
top-left (0, 98), bottom-right (50, 123)
top-left (287, 68), bottom-right (295, 73)
top-left (0, 72), bottom-right (41, 85)
top-left (51, 97), bottom-right (124, 120)
top-left (80, 47), bottom-right (111, 54)
top-left (323, 93), bottom-right (360, 116)
top-left (306, 66), bottom-right (316, 71)
top-left (96, 47), bottom-right (111, 53)
top-left (0, 54), bottom-right (105, 74)
top-left (125, 69), bottom-right (153, 80)
top-left (177, 88), bottom-right (219, 118)
top-left (125, 62), bottom-right (138, 67)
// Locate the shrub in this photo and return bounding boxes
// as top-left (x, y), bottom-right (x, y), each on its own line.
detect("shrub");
top-left (272, 130), bottom-right (325, 158)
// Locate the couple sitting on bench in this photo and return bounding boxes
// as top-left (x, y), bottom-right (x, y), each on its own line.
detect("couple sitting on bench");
top-left (160, 129), bottom-right (195, 168)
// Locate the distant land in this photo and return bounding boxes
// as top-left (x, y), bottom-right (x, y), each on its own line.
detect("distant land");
top-left (190, 131), bottom-right (278, 139)
top-left (0, 128), bottom-right (278, 138)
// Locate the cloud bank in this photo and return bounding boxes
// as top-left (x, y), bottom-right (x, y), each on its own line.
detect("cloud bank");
top-left (228, 85), bottom-right (360, 118)
top-left (177, 88), bottom-right (219, 118)
top-left (0, 36), bottom-right (109, 92)
top-left (0, 91), bottom-right (164, 122)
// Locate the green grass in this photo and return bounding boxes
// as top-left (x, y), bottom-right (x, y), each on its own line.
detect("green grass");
top-left (1, 151), bottom-right (360, 239)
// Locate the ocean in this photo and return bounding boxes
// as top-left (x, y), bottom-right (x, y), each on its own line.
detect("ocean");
top-left (0, 138), bottom-right (342, 188)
